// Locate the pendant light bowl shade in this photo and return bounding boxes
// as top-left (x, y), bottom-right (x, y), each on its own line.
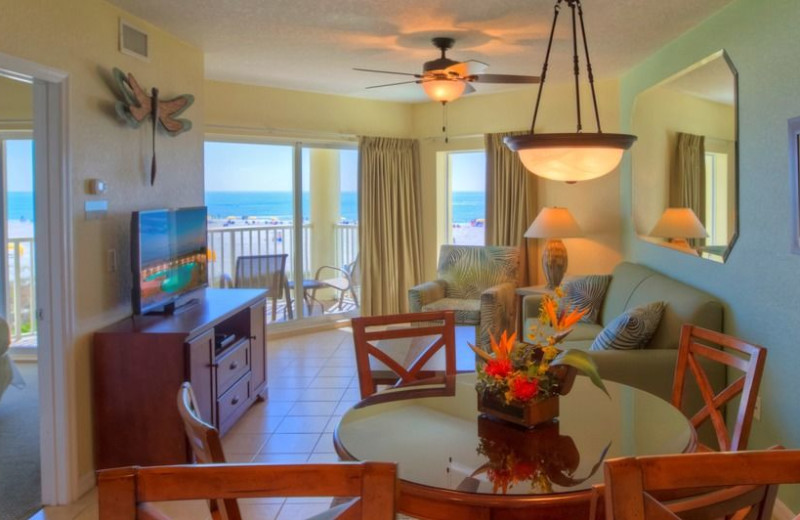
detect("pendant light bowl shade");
top-left (505, 133), bottom-right (637, 182)
top-left (422, 79), bottom-right (466, 103)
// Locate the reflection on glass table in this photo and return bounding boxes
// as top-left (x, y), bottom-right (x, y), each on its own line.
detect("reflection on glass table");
top-left (334, 373), bottom-right (695, 520)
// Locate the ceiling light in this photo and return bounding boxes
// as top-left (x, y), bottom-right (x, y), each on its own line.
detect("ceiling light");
top-left (505, 0), bottom-right (637, 182)
top-left (422, 79), bottom-right (467, 103)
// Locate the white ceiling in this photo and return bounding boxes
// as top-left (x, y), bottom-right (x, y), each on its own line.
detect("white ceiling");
top-left (108, 0), bottom-right (734, 103)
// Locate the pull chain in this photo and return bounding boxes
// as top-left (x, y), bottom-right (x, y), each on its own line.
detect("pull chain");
top-left (442, 101), bottom-right (449, 143)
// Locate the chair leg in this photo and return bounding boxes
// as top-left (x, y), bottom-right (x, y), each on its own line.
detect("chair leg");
top-left (271, 297), bottom-right (277, 322)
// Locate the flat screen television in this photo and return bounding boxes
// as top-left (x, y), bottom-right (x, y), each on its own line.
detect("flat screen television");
top-left (131, 206), bottom-right (209, 314)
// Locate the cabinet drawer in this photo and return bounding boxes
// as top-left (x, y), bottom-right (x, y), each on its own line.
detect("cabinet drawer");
top-left (216, 339), bottom-right (250, 393)
top-left (217, 373), bottom-right (251, 427)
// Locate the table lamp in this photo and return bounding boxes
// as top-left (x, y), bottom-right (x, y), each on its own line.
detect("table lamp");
top-left (648, 208), bottom-right (708, 250)
top-left (524, 207), bottom-right (583, 289)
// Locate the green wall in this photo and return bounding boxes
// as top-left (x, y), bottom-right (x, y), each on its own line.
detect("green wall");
top-left (621, 0), bottom-right (800, 510)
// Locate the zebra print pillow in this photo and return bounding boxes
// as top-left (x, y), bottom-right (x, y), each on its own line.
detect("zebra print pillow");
top-left (564, 275), bottom-right (612, 324)
top-left (590, 301), bottom-right (666, 351)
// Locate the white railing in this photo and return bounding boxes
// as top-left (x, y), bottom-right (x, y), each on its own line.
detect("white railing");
top-left (7, 237), bottom-right (36, 342)
top-left (334, 223), bottom-right (358, 269)
top-left (207, 224), bottom-right (312, 287)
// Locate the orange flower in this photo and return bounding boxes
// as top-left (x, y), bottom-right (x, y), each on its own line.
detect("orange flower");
top-left (485, 358), bottom-right (513, 379)
top-left (541, 295), bottom-right (587, 330)
top-left (509, 375), bottom-right (539, 402)
top-left (490, 330), bottom-right (517, 360)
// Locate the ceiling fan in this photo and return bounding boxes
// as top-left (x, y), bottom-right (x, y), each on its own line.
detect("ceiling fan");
top-left (355, 37), bottom-right (541, 103)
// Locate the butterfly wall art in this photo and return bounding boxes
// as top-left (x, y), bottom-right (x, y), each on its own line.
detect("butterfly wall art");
top-left (112, 67), bottom-right (194, 185)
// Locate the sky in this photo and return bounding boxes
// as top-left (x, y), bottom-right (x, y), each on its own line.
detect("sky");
top-left (5, 139), bottom-right (34, 192)
top-left (204, 142), bottom-right (358, 192)
top-left (449, 151), bottom-right (486, 192)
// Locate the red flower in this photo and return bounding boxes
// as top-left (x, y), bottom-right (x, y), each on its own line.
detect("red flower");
top-left (510, 375), bottom-right (539, 402)
top-left (485, 358), bottom-right (512, 379)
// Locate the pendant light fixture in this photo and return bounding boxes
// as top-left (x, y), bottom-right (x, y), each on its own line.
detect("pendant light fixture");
top-left (504, 0), bottom-right (636, 182)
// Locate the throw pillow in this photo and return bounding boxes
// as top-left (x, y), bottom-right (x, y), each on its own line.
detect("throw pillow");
top-left (564, 275), bottom-right (612, 324)
top-left (590, 301), bottom-right (666, 351)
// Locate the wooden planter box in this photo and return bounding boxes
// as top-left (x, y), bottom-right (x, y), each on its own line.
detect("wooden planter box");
top-left (477, 392), bottom-right (560, 428)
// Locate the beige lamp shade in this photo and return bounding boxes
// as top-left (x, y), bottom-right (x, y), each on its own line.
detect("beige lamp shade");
top-left (524, 207), bottom-right (583, 238)
top-left (649, 208), bottom-right (708, 239)
top-left (422, 79), bottom-right (466, 103)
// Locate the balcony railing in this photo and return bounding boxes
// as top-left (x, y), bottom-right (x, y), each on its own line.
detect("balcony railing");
top-left (334, 223), bottom-right (358, 268)
top-left (7, 237), bottom-right (36, 342)
top-left (207, 223), bottom-right (313, 287)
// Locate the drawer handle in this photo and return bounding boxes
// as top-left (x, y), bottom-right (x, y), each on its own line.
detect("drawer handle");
top-left (249, 335), bottom-right (257, 340)
top-left (229, 361), bottom-right (239, 371)
top-left (231, 396), bottom-right (240, 406)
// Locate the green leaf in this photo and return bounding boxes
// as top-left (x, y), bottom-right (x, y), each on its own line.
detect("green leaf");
top-left (550, 350), bottom-right (610, 398)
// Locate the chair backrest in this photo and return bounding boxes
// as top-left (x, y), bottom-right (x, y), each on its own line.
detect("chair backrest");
top-left (601, 448), bottom-right (799, 520)
top-left (234, 254), bottom-right (287, 296)
top-left (436, 245), bottom-right (520, 299)
top-left (176, 382), bottom-right (240, 520)
top-left (97, 462), bottom-right (398, 520)
top-left (351, 311), bottom-right (456, 399)
top-left (671, 324), bottom-right (767, 451)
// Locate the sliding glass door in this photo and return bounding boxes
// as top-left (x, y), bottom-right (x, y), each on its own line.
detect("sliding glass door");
top-left (204, 139), bottom-right (358, 326)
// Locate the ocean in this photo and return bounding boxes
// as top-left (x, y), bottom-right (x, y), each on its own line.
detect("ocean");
top-left (205, 191), bottom-right (485, 224)
top-left (7, 191), bottom-right (34, 222)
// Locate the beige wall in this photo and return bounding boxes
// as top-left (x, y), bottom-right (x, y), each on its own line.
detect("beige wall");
top-left (0, 76), bottom-right (33, 129)
top-left (0, 0), bottom-right (204, 486)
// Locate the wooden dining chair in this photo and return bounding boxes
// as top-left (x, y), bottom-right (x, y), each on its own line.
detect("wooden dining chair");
top-left (351, 311), bottom-right (456, 399)
top-left (177, 382), bottom-right (239, 520)
top-left (671, 324), bottom-right (767, 451)
top-left (601, 447), bottom-right (799, 520)
top-left (97, 462), bottom-right (398, 520)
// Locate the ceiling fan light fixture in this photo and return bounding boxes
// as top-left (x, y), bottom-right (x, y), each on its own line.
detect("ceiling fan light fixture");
top-left (422, 79), bottom-right (466, 103)
top-left (505, 132), bottom-right (636, 182)
top-left (507, 0), bottom-right (637, 182)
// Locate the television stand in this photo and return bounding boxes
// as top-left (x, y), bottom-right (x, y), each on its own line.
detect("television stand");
top-left (92, 288), bottom-right (268, 469)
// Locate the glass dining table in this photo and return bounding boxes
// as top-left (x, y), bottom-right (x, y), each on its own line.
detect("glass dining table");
top-left (334, 373), bottom-right (696, 520)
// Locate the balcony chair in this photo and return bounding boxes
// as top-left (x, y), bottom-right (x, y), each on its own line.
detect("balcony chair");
top-left (311, 254), bottom-right (360, 312)
top-left (0, 316), bottom-right (24, 403)
top-left (598, 447), bottom-right (798, 520)
top-left (174, 382), bottom-right (397, 520)
top-left (351, 310), bottom-right (456, 399)
top-left (408, 245), bottom-right (520, 351)
top-left (671, 324), bottom-right (767, 451)
top-left (233, 254), bottom-right (292, 321)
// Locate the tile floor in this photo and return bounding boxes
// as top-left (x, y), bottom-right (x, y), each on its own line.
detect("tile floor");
top-left (34, 326), bottom-right (391, 520)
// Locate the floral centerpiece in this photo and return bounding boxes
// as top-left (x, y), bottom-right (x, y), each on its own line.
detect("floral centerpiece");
top-left (470, 290), bottom-right (608, 427)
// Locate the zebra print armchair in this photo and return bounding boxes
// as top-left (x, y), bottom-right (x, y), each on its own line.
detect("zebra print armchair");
top-left (409, 245), bottom-right (520, 351)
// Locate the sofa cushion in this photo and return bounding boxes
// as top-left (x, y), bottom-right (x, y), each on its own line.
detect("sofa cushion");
top-left (421, 298), bottom-right (480, 325)
top-left (591, 301), bottom-right (666, 351)
top-left (564, 275), bottom-right (612, 323)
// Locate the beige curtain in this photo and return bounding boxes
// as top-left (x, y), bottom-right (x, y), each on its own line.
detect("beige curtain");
top-left (485, 131), bottom-right (538, 286)
top-left (358, 136), bottom-right (424, 316)
top-left (671, 132), bottom-right (706, 221)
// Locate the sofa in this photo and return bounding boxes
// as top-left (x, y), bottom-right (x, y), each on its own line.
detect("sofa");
top-left (409, 245), bottom-right (520, 351)
top-left (522, 262), bottom-right (725, 417)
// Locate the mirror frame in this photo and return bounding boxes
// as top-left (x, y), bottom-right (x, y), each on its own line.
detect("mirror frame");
top-left (632, 50), bottom-right (739, 262)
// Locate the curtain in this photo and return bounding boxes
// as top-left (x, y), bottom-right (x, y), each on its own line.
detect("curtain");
top-left (671, 132), bottom-right (706, 221)
top-left (485, 131), bottom-right (538, 286)
top-left (358, 136), bottom-right (424, 316)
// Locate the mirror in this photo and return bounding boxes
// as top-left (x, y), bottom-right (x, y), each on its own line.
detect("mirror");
top-left (632, 50), bottom-right (738, 262)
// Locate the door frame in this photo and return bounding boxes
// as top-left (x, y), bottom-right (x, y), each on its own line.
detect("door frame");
top-left (0, 51), bottom-right (77, 505)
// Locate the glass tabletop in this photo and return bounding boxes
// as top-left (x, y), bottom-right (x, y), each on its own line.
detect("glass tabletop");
top-left (334, 373), bottom-right (695, 497)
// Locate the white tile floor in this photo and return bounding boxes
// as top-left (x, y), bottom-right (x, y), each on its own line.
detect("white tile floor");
top-left (34, 327), bottom-right (385, 520)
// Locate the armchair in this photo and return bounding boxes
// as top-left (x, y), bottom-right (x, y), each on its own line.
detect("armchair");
top-left (409, 245), bottom-right (520, 351)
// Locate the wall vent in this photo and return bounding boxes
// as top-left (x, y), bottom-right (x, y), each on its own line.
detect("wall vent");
top-left (119, 19), bottom-right (149, 61)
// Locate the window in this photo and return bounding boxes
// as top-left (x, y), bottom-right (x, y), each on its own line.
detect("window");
top-left (705, 150), bottom-right (729, 246)
top-left (445, 151), bottom-right (486, 246)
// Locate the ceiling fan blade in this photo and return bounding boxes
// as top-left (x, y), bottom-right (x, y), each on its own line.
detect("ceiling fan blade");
top-left (354, 67), bottom-right (421, 78)
top-left (463, 83), bottom-right (476, 95)
top-left (365, 79), bottom-right (421, 89)
top-left (469, 74), bottom-right (541, 84)
top-left (462, 60), bottom-right (489, 75)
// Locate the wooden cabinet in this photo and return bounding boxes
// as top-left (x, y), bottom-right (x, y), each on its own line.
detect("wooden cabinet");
top-left (92, 289), bottom-right (267, 470)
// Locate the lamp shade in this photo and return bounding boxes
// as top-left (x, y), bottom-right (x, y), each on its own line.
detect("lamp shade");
top-left (506, 133), bottom-right (637, 182)
top-left (422, 79), bottom-right (466, 103)
top-left (524, 207), bottom-right (583, 238)
top-left (648, 208), bottom-right (708, 238)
